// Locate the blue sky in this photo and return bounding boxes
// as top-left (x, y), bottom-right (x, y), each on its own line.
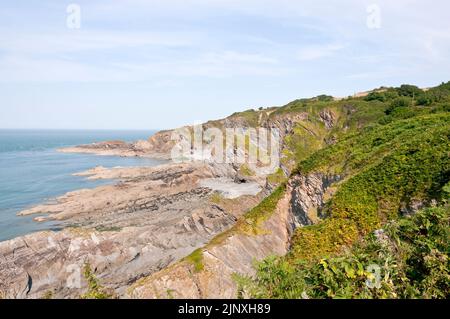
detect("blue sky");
top-left (1, 0), bottom-right (449, 130)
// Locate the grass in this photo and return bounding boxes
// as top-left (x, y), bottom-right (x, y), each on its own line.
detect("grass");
top-left (237, 204), bottom-right (450, 299)
top-left (209, 192), bottom-right (224, 205)
top-left (185, 249), bottom-right (204, 272)
top-left (233, 82), bottom-right (450, 298)
top-left (267, 168), bottom-right (287, 185)
top-left (95, 225), bottom-right (122, 232)
top-left (80, 263), bottom-right (113, 299)
top-left (171, 82), bottom-right (450, 298)
top-left (289, 113), bottom-right (450, 261)
top-left (185, 184), bottom-right (286, 273)
top-left (238, 164), bottom-right (256, 177)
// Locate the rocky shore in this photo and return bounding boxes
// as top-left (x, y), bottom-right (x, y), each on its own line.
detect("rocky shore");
top-left (0, 107), bottom-right (326, 299)
top-left (58, 130), bottom-right (175, 160)
top-left (0, 159), bottom-right (267, 299)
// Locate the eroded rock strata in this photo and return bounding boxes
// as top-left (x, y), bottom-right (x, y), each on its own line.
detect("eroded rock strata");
top-left (0, 106), bottom-right (336, 299)
top-left (0, 162), bottom-right (265, 298)
top-left (127, 171), bottom-right (336, 299)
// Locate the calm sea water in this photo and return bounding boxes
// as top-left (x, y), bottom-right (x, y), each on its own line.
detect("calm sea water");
top-left (0, 129), bottom-right (166, 242)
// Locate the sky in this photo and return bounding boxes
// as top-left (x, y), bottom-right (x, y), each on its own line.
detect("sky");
top-left (0, 0), bottom-right (449, 130)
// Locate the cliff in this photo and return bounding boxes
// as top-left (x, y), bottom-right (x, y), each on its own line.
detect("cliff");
top-left (1, 82), bottom-right (449, 299)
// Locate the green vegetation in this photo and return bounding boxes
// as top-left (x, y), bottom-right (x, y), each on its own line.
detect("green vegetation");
top-left (185, 249), bottom-right (204, 272)
top-left (179, 82), bottom-right (449, 298)
top-left (185, 184), bottom-right (286, 272)
top-left (42, 291), bottom-right (54, 299)
top-left (267, 168), bottom-right (287, 185)
top-left (233, 82), bottom-right (450, 299)
top-left (229, 109), bottom-right (261, 127)
top-left (209, 184), bottom-right (286, 247)
top-left (80, 263), bottom-right (113, 299)
top-left (292, 114), bottom-right (450, 256)
top-left (95, 225), bottom-right (122, 232)
top-left (236, 206), bottom-right (450, 298)
top-left (238, 164), bottom-right (256, 177)
top-left (236, 204), bottom-right (449, 299)
top-left (210, 192), bottom-right (224, 204)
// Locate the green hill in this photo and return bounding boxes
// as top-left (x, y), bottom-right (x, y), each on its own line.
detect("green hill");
top-left (235, 82), bottom-right (450, 299)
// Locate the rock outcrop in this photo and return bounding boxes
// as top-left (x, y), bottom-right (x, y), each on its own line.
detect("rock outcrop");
top-left (127, 171), bottom-right (340, 299)
top-left (289, 173), bottom-right (341, 226)
top-left (0, 162), bottom-right (263, 299)
top-left (0, 106), bottom-right (342, 299)
top-left (128, 190), bottom-right (296, 299)
top-left (58, 130), bottom-right (178, 159)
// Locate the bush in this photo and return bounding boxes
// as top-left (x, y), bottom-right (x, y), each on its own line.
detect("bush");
top-left (364, 92), bottom-right (386, 102)
top-left (237, 205), bottom-right (450, 299)
top-left (80, 263), bottom-right (113, 299)
top-left (416, 95), bottom-right (433, 106)
top-left (397, 85), bottom-right (423, 98)
top-left (385, 97), bottom-right (412, 115)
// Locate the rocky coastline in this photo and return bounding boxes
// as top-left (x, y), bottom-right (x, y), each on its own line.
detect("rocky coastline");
top-left (0, 133), bottom-right (270, 298)
top-left (0, 107), bottom-right (326, 299)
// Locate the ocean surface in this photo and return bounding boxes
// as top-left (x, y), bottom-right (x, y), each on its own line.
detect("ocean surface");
top-left (0, 129), bottom-right (166, 242)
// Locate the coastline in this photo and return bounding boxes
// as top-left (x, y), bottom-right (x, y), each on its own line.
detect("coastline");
top-left (0, 106), bottom-right (299, 299)
top-left (1, 138), bottom-right (269, 298)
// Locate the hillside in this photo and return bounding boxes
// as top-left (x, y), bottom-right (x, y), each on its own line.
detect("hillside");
top-left (129, 82), bottom-right (450, 299)
top-left (1, 82), bottom-right (448, 299)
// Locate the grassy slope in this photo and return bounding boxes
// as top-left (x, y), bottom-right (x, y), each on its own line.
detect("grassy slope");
top-left (178, 82), bottom-right (450, 299)
top-left (237, 204), bottom-right (449, 299)
top-left (236, 82), bottom-right (450, 299)
top-left (291, 113), bottom-right (450, 261)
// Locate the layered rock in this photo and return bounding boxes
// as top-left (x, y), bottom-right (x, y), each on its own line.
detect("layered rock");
top-left (0, 105), bottom-right (342, 299)
top-left (127, 171), bottom-right (340, 299)
top-left (0, 162), bottom-right (264, 299)
top-left (58, 132), bottom-right (176, 159)
top-left (289, 173), bottom-right (341, 226)
top-left (128, 190), bottom-right (296, 299)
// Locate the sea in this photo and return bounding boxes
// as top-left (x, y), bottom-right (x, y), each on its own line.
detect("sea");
top-left (0, 129), bottom-right (166, 242)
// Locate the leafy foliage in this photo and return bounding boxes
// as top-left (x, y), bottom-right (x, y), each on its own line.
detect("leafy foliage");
top-left (237, 205), bottom-right (449, 299)
top-left (185, 249), bottom-right (204, 272)
top-left (291, 113), bottom-right (450, 260)
top-left (80, 263), bottom-right (113, 299)
top-left (234, 82), bottom-right (450, 299)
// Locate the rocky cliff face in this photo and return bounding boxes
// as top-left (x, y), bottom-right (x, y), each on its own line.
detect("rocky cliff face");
top-left (128, 190), bottom-right (295, 299)
top-left (0, 163), bottom-right (262, 299)
top-left (289, 173), bottom-right (341, 226)
top-left (0, 106), bottom-right (341, 299)
top-left (58, 109), bottom-right (321, 162)
top-left (127, 171), bottom-right (339, 299)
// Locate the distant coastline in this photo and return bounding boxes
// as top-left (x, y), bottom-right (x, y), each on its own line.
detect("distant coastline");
top-left (0, 129), bottom-right (164, 241)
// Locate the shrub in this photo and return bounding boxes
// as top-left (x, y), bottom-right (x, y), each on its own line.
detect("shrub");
top-left (386, 97), bottom-right (412, 115)
top-left (80, 263), bottom-right (113, 299)
top-left (397, 84), bottom-right (423, 98)
top-left (237, 205), bottom-right (449, 299)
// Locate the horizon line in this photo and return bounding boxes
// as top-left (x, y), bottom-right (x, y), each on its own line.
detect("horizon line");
top-left (0, 128), bottom-right (167, 131)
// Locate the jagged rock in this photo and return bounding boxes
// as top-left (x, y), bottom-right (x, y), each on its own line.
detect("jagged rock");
top-left (319, 109), bottom-right (337, 129)
top-left (127, 171), bottom-right (338, 299)
top-left (128, 190), bottom-right (296, 299)
top-left (288, 173), bottom-right (341, 226)
top-left (0, 162), bottom-right (264, 299)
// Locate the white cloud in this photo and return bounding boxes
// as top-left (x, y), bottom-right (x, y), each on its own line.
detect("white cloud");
top-left (0, 29), bottom-right (199, 55)
top-left (297, 44), bottom-right (345, 61)
top-left (0, 49), bottom-right (286, 82)
top-left (1, 0), bottom-right (450, 83)
top-left (201, 51), bottom-right (278, 65)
